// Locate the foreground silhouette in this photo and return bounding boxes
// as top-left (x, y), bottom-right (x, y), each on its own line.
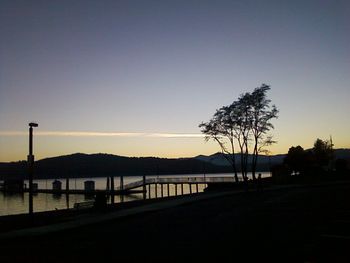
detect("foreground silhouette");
top-left (0, 180), bottom-right (349, 262)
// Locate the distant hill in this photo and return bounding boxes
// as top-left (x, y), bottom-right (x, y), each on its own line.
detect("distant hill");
top-left (195, 149), bottom-right (350, 168)
top-left (195, 152), bottom-right (286, 167)
top-left (194, 152), bottom-right (286, 172)
top-left (0, 149), bottom-right (349, 179)
top-left (0, 153), bottom-right (231, 179)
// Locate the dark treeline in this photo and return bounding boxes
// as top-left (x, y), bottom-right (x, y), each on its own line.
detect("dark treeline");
top-left (272, 138), bottom-right (350, 182)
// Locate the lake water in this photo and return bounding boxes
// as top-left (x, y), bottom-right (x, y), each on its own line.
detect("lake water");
top-left (0, 172), bottom-right (270, 216)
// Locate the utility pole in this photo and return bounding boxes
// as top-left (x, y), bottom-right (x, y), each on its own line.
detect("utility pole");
top-left (28, 122), bottom-right (38, 215)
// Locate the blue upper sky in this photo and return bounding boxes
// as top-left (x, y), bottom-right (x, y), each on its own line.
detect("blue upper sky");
top-left (0, 0), bottom-right (349, 161)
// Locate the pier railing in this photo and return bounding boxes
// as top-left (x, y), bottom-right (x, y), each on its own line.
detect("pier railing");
top-left (0, 176), bottom-right (242, 193)
top-left (116, 176), bottom-right (240, 191)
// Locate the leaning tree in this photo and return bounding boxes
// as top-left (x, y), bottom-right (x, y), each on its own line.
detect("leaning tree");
top-left (199, 84), bottom-right (278, 182)
top-left (249, 84), bottom-right (279, 180)
top-left (199, 105), bottom-right (240, 182)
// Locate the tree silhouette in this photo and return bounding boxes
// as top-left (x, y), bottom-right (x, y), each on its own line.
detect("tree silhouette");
top-left (284, 146), bottom-right (306, 175)
top-left (250, 84), bottom-right (279, 180)
top-left (199, 105), bottom-right (239, 182)
top-left (313, 138), bottom-right (334, 169)
top-left (284, 138), bottom-right (335, 176)
top-left (199, 84), bottom-right (278, 182)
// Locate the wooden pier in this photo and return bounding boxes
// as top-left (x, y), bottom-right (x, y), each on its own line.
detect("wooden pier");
top-left (0, 176), bottom-right (239, 198)
top-left (116, 176), bottom-right (239, 198)
top-left (0, 182), bottom-right (144, 195)
top-left (22, 188), bottom-right (145, 195)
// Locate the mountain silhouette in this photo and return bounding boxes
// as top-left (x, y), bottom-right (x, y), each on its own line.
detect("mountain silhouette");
top-left (194, 152), bottom-right (286, 166)
top-left (0, 153), bottom-right (229, 179)
top-left (0, 149), bottom-right (349, 179)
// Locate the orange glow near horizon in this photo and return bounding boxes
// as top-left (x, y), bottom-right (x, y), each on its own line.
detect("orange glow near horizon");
top-left (0, 130), bottom-right (349, 162)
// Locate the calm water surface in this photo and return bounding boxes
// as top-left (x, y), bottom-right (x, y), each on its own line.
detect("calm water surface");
top-left (0, 172), bottom-right (270, 216)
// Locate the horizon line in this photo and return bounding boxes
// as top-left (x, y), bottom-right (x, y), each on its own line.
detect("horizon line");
top-left (0, 130), bottom-right (205, 138)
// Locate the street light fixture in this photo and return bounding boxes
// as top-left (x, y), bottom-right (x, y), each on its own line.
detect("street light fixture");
top-left (28, 122), bottom-right (38, 215)
top-left (29, 122), bottom-right (38, 128)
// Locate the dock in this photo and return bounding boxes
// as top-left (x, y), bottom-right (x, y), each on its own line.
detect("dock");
top-left (22, 189), bottom-right (145, 195)
top-left (0, 176), bottom-right (239, 197)
top-left (116, 176), bottom-right (239, 198)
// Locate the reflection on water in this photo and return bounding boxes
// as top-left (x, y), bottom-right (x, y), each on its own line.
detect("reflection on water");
top-left (0, 173), bottom-right (269, 216)
top-left (0, 191), bottom-right (144, 216)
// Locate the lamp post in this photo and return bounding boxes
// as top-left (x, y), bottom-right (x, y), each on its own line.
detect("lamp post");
top-left (28, 122), bottom-right (38, 215)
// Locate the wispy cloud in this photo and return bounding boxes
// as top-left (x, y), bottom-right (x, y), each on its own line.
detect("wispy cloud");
top-left (148, 133), bottom-right (204, 138)
top-left (0, 131), bottom-right (204, 138)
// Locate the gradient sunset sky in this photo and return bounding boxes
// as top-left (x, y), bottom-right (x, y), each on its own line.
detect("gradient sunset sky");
top-left (1, 0), bottom-right (349, 162)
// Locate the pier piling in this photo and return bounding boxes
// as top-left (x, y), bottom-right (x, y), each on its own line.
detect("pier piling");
top-left (143, 175), bottom-right (146, 200)
top-left (111, 176), bottom-right (115, 203)
top-left (66, 178), bottom-right (69, 193)
top-left (106, 177), bottom-right (110, 191)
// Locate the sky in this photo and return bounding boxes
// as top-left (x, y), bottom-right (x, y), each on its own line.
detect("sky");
top-left (0, 0), bottom-right (349, 162)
